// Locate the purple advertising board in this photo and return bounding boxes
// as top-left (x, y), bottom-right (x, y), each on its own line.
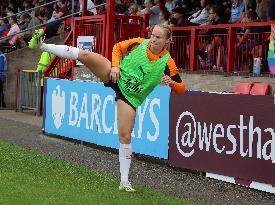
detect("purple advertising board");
top-left (169, 92), bottom-right (275, 186)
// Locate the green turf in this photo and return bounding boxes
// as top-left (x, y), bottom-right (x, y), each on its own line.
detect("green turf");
top-left (0, 141), bottom-right (198, 205)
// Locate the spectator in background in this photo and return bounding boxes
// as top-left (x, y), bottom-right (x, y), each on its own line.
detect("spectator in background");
top-left (29, 10), bottom-right (42, 29)
top-left (159, 9), bottom-right (170, 25)
top-left (268, 0), bottom-right (275, 21)
top-left (174, 0), bottom-right (192, 10)
top-left (233, 0), bottom-right (258, 22)
top-left (6, 7), bottom-right (15, 17)
top-left (0, 16), bottom-right (9, 36)
top-left (127, 3), bottom-right (138, 16)
top-left (17, 5), bottom-right (26, 15)
top-left (94, 0), bottom-right (106, 14)
top-left (200, 5), bottom-right (227, 71)
top-left (126, 3), bottom-right (139, 23)
top-left (22, 0), bottom-right (33, 10)
top-left (20, 10), bottom-right (42, 41)
top-left (145, 0), bottom-right (161, 26)
top-left (139, 0), bottom-right (150, 13)
top-left (165, 0), bottom-right (174, 12)
top-left (0, 1), bottom-right (9, 16)
top-left (220, 0), bottom-right (232, 22)
top-left (188, 0), bottom-right (212, 26)
top-left (116, 4), bottom-right (125, 14)
top-left (22, 1), bottom-right (34, 17)
top-left (39, 5), bottom-right (53, 23)
top-left (55, 0), bottom-right (70, 18)
top-left (0, 16), bottom-right (20, 52)
top-left (230, 0), bottom-right (245, 23)
top-left (256, 0), bottom-right (273, 21)
top-left (45, 0), bottom-right (69, 38)
top-left (244, 0), bottom-right (256, 12)
top-left (18, 13), bottom-right (32, 30)
top-left (236, 10), bottom-right (261, 49)
top-left (7, 1), bottom-right (18, 13)
top-left (32, 0), bottom-right (39, 7)
top-left (47, 3), bottom-right (60, 23)
top-left (235, 10), bottom-right (262, 70)
top-left (79, 0), bottom-right (97, 16)
top-left (134, 0), bottom-right (144, 12)
top-left (170, 6), bottom-right (190, 69)
top-left (170, 6), bottom-right (189, 27)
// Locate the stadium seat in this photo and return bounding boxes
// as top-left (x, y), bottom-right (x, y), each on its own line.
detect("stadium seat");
top-left (234, 82), bottom-right (254, 94)
top-left (249, 83), bottom-right (270, 95)
top-left (2, 45), bottom-right (17, 53)
top-left (1, 30), bottom-right (9, 37)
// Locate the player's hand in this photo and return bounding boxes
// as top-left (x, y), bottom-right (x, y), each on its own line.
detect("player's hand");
top-left (110, 67), bottom-right (121, 83)
top-left (161, 75), bottom-right (173, 86)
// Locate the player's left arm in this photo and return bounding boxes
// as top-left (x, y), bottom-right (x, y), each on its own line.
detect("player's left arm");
top-left (164, 57), bottom-right (186, 94)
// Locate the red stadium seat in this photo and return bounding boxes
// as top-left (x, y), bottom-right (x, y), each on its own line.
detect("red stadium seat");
top-left (234, 82), bottom-right (254, 94)
top-left (249, 83), bottom-right (270, 95)
top-left (65, 17), bottom-right (72, 27)
top-left (41, 26), bottom-right (47, 31)
top-left (1, 30), bottom-right (9, 37)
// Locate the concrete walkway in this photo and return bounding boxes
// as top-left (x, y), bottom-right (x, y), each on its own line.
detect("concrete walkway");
top-left (0, 110), bottom-right (43, 127)
top-left (0, 110), bottom-right (275, 205)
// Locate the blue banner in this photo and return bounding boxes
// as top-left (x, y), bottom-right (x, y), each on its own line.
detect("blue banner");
top-left (44, 78), bottom-right (170, 159)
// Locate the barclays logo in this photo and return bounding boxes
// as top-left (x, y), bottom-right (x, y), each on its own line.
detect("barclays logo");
top-left (52, 85), bottom-right (66, 129)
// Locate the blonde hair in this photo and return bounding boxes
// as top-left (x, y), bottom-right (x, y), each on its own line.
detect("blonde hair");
top-left (154, 24), bottom-right (173, 49)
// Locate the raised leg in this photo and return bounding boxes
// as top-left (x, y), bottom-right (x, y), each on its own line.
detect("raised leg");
top-left (28, 29), bottom-right (112, 83)
top-left (78, 49), bottom-right (111, 83)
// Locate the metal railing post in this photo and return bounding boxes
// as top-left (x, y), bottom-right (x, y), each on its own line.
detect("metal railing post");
top-left (226, 27), bottom-right (236, 72)
top-left (82, 0), bottom-right (87, 17)
top-left (18, 70), bottom-right (24, 112)
top-left (36, 71), bottom-right (42, 116)
top-left (105, 0), bottom-right (115, 60)
top-left (189, 28), bottom-right (197, 72)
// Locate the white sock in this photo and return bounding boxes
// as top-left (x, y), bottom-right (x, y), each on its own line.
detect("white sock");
top-left (119, 143), bottom-right (132, 183)
top-left (40, 43), bottom-right (79, 60)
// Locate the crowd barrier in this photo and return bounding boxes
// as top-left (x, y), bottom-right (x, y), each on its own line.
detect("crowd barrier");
top-left (18, 70), bottom-right (42, 116)
top-left (169, 21), bottom-right (274, 73)
top-left (43, 13), bottom-right (275, 79)
top-left (43, 78), bottom-right (275, 194)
